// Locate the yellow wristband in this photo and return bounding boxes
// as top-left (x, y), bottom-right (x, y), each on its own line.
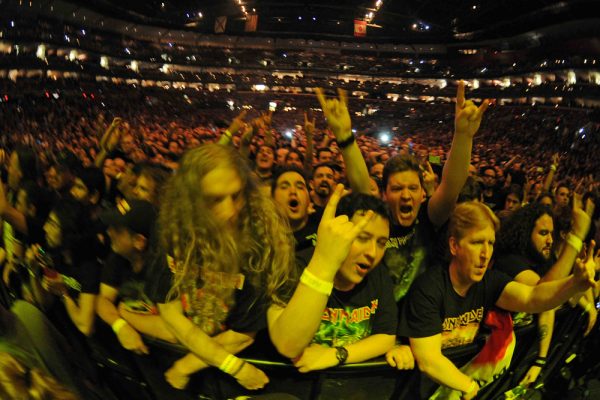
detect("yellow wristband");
top-left (300, 268), bottom-right (333, 296)
top-left (224, 130), bottom-right (233, 139)
top-left (566, 233), bottom-right (583, 253)
top-left (584, 302), bottom-right (593, 313)
top-left (112, 318), bottom-right (128, 335)
top-left (219, 354), bottom-right (243, 375)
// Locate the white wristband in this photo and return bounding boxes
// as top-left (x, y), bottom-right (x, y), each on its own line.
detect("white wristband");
top-left (300, 268), bottom-right (333, 296)
top-left (112, 318), bottom-right (128, 335)
top-left (566, 233), bottom-right (583, 253)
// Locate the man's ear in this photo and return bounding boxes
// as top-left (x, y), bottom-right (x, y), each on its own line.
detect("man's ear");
top-left (133, 233), bottom-right (148, 252)
top-left (449, 236), bottom-right (458, 257)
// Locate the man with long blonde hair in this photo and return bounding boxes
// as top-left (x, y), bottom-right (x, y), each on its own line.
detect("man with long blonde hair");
top-left (148, 143), bottom-right (296, 392)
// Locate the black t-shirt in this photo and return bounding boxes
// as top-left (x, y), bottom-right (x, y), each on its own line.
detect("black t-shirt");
top-left (293, 210), bottom-right (322, 253)
top-left (494, 253), bottom-right (539, 279)
top-left (312, 264), bottom-right (398, 347)
top-left (482, 189), bottom-right (503, 212)
top-left (53, 254), bottom-right (102, 301)
top-left (398, 264), bottom-right (512, 349)
top-left (382, 200), bottom-right (436, 303)
top-left (146, 253), bottom-right (268, 335)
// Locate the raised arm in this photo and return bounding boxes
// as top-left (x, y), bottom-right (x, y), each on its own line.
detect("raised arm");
top-left (94, 117), bottom-right (122, 168)
top-left (428, 82), bottom-right (489, 227)
top-left (315, 88), bottom-right (370, 194)
top-left (539, 202), bottom-right (594, 283)
top-left (497, 247), bottom-right (598, 313)
top-left (267, 184), bottom-right (373, 358)
top-left (0, 180), bottom-right (27, 235)
top-left (218, 110), bottom-right (247, 146)
top-left (542, 153), bottom-right (560, 193)
top-left (303, 112), bottom-right (315, 171)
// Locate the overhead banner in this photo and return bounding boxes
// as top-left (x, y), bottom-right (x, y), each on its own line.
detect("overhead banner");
top-left (354, 19), bottom-right (367, 37)
top-left (214, 16), bottom-right (227, 33)
top-left (245, 14), bottom-right (258, 32)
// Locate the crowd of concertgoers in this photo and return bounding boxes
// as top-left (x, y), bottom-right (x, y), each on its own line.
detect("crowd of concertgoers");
top-left (1, 77), bottom-right (600, 400)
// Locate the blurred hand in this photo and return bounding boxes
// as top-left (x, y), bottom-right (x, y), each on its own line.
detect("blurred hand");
top-left (315, 88), bottom-right (352, 142)
top-left (234, 362), bottom-right (269, 390)
top-left (117, 323), bottom-right (150, 355)
top-left (385, 345), bottom-right (415, 370)
top-left (312, 184), bottom-right (373, 278)
top-left (454, 81), bottom-right (489, 138)
top-left (293, 343), bottom-right (338, 373)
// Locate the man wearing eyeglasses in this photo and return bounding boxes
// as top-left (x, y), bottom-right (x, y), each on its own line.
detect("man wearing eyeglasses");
top-left (480, 166), bottom-right (502, 211)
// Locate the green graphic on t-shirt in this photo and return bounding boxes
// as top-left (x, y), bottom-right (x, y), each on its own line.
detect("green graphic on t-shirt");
top-left (384, 245), bottom-right (427, 302)
top-left (312, 300), bottom-right (378, 347)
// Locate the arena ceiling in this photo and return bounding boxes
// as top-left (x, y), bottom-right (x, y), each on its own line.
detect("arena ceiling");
top-left (74, 0), bottom-right (600, 44)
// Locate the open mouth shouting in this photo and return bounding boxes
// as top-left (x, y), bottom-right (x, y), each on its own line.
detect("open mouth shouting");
top-left (288, 198), bottom-right (300, 213)
top-left (399, 205), bottom-right (413, 219)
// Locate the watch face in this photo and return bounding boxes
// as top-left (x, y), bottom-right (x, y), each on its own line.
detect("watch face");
top-left (336, 346), bottom-right (349, 364)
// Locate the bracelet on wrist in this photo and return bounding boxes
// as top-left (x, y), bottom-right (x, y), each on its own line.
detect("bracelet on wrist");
top-left (300, 268), bottom-right (333, 296)
top-left (565, 233), bottom-right (583, 253)
top-left (550, 165), bottom-right (557, 172)
top-left (533, 356), bottom-right (547, 368)
top-left (337, 135), bottom-right (355, 149)
top-left (224, 130), bottom-right (233, 139)
top-left (219, 354), bottom-right (244, 376)
top-left (111, 318), bottom-right (128, 335)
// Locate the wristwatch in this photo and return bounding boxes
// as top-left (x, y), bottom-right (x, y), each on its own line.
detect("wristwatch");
top-left (334, 346), bottom-right (348, 365)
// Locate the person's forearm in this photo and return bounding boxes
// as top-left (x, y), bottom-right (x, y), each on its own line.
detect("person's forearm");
top-left (526, 276), bottom-right (582, 313)
top-left (345, 334), bottom-right (395, 364)
top-left (63, 294), bottom-right (95, 336)
top-left (577, 290), bottom-right (595, 311)
top-left (539, 245), bottom-right (578, 283)
top-left (217, 131), bottom-right (233, 145)
top-left (0, 207), bottom-right (28, 235)
top-left (159, 302), bottom-right (235, 368)
top-left (427, 133), bottom-right (472, 226)
top-left (416, 351), bottom-right (474, 393)
top-left (174, 330), bottom-right (255, 375)
top-left (96, 294), bottom-right (121, 326)
top-left (341, 143), bottom-right (371, 194)
top-left (537, 310), bottom-right (554, 358)
top-left (119, 308), bottom-right (177, 342)
top-left (94, 148), bottom-right (108, 168)
top-left (268, 256), bottom-right (334, 358)
top-left (304, 134), bottom-right (314, 171)
top-left (542, 166), bottom-right (557, 192)
top-left (439, 134), bottom-right (472, 202)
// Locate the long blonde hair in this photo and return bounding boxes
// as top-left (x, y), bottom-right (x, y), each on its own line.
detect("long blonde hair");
top-left (0, 353), bottom-right (79, 400)
top-left (159, 144), bottom-right (295, 332)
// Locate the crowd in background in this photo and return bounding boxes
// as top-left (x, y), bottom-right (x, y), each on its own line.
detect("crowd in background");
top-left (1, 77), bottom-right (600, 400)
